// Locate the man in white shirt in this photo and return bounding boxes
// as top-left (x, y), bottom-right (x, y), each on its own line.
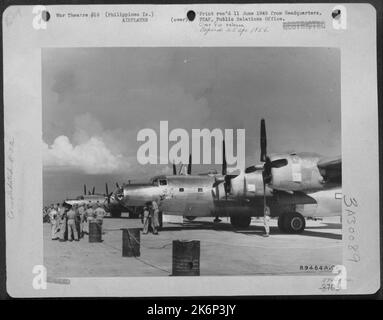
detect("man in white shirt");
top-left (49, 204), bottom-right (59, 240)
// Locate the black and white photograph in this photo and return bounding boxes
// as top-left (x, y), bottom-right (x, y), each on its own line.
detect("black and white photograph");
top-left (2, 4), bottom-right (379, 297)
top-left (42, 47), bottom-right (342, 278)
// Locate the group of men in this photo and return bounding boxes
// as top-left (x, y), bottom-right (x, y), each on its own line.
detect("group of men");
top-left (46, 202), bottom-right (106, 241)
top-left (43, 199), bottom-right (270, 238)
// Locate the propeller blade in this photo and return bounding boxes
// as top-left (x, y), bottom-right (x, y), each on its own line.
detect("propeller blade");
top-left (83, 184), bottom-right (87, 196)
top-left (173, 161), bottom-right (177, 175)
top-left (263, 158), bottom-right (272, 185)
top-left (92, 186), bottom-right (95, 195)
top-left (213, 177), bottom-right (220, 199)
top-left (271, 158), bottom-right (288, 168)
top-left (116, 182), bottom-right (120, 189)
top-left (187, 154), bottom-right (192, 175)
top-left (263, 177), bottom-right (267, 216)
top-left (105, 183), bottom-right (111, 204)
top-left (222, 140), bottom-right (227, 175)
top-left (212, 180), bottom-right (221, 188)
top-left (260, 118), bottom-right (267, 162)
top-left (245, 166), bottom-right (257, 174)
top-left (224, 175), bottom-right (232, 199)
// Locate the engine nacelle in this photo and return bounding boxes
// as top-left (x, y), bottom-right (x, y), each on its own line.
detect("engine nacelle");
top-left (230, 171), bottom-right (273, 197)
top-left (269, 153), bottom-right (324, 192)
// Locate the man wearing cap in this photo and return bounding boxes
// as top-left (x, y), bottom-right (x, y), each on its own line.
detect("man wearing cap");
top-left (58, 204), bottom-right (68, 242)
top-left (94, 203), bottom-right (106, 233)
top-left (67, 205), bottom-right (79, 241)
top-left (83, 204), bottom-right (94, 235)
top-left (49, 204), bottom-right (59, 240)
top-left (78, 204), bottom-right (86, 238)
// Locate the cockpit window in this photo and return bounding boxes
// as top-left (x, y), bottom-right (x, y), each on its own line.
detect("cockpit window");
top-left (159, 179), bottom-right (167, 186)
top-left (152, 178), bottom-right (158, 186)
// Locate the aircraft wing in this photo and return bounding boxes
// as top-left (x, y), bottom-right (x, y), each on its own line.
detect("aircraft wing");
top-left (317, 156), bottom-right (341, 187)
top-left (159, 196), bottom-right (213, 216)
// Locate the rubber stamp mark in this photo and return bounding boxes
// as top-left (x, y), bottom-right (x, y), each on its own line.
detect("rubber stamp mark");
top-left (283, 21), bottom-right (325, 30)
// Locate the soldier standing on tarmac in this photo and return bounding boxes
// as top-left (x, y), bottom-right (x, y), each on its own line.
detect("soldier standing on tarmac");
top-left (264, 206), bottom-right (271, 237)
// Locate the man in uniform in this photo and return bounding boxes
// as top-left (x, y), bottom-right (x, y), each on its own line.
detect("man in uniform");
top-left (264, 206), bottom-right (271, 237)
top-left (49, 204), bottom-right (59, 240)
top-left (66, 205), bottom-right (79, 241)
top-left (58, 204), bottom-right (67, 242)
top-left (142, 202), bottom-right (157, 234)
top-left (73, 204), bottom-right (81, 239)
top-left (151, 199), bottom-right (160, 232)
top-left (94, 203), bottom-right (106, 233)
top-left (83, 204), bottom-right (94, 235)
top-left (78, 204), bottom-right (86, 238)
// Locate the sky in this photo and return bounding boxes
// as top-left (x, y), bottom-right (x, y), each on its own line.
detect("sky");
top-left (42, 47), bottom-right (340, 205)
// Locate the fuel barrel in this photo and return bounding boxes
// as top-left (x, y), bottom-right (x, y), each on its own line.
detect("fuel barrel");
top-left (172, 240), bottom-right (200, 276)
top-left (122, 228), bottom-right (140, 257)
top-left (88, 220), bottom-right (102, 242)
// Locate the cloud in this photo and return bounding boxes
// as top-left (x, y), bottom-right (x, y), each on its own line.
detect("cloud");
top-left (43, 114), bottom-right (130, 174)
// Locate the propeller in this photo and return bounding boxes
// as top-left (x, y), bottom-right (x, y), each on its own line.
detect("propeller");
top-left (260, 119), bottom-right (267, 162)
top-left (83, 184), bottom-right (87, 196)
top-left (211, 139), bottom-right (233, 200)
top-left (105, 183), bottom-right (114, 205)
top-left (222, 140), bottom-right (227, 176)
top-left (260, 119), bottom-right (270, 216)
top-left (116, 182), bottom-right (120, 189)
top-left (92, 186), bottom-right (95, 195)
top-left (187, 154), bottom-right (192, 175)
top-left (173, 161), bottom-right (177, 175)
top-left (222, 140), bottom-right (230, 198)
top-left (221, 140), bottom-right (238, 199)
top-left (244, 119), bottom-right (289, 215)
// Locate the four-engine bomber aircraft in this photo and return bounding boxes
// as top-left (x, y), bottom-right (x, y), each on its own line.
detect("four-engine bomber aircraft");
top-left (104, 119), bottom-right (341, 233)
top-left (64, 184), bottom-right (107, 207)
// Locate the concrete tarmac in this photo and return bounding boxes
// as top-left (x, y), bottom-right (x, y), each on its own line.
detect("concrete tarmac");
top-left (44, 216), bottom-right (342, 278)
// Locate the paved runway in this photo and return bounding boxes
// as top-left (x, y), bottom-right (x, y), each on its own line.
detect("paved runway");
top-left (44, 216), bottom-right (342, 278)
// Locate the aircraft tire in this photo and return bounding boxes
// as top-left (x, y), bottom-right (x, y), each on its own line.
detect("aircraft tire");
top-left (277, 215), bottom-right (286, 232)
top-left (283, 212), bottom-right (305, 234)
top-left (111, 209), bottom-right (122, 218)
top-left (230, 216), bottom-right (251, 228)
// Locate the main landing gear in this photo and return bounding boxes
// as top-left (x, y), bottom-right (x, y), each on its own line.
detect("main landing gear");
top-left (230, 216), bottom-right (251, 228)
top-left (110, 209), bottom-right (122, 218)
top-left (278, 212), bottom-right (306, 234)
